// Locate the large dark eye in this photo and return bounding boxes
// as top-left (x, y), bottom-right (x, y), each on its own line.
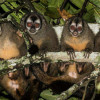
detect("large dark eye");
top-left (27, 22), bottom-right (33, 27)
top-left (35, 23), bottom-right (40, 28)
top-left (77, 26), bottom-right (82, 32)
top-left (70, 25), bottom-right (76, 31)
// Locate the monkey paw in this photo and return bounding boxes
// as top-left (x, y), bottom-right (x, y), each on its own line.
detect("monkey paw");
top-left (84, 48), bottom-right (92, 58)
top-left (67, 49), bottom-right (76, 60)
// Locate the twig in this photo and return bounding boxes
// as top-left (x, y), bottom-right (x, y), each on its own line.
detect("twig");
top-left (82, 80), bottom-right (89, 100)
top-left (78, 0), bottom-right (89, 17)
top-left (56, 70), bottom-right (99, 100)
top-left (91, 78), bottom-right (97, 100)
top-left (60, 0), bottom-right (70, 11)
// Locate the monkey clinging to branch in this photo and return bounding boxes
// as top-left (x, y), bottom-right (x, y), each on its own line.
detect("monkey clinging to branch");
top-left (60, 16), bottom-right (94, 59)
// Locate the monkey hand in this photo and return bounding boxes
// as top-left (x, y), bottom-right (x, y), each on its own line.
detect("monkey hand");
top-left (67, 48), bottom-right (76, 60)
top-left (83, 48), bottom-right (92, 58)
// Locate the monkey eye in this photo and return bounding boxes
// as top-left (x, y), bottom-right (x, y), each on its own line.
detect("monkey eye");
top-left (35, 23), bottom-right (40, 28)
top-left (70, 25), bottom-right (76, 31)
top-left (77, 26), bottom-right (82, 32)
top-left (27, 22), bottom-right (33, 27)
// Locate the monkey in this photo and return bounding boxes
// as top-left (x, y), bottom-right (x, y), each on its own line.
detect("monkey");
top-left (0, 22), bottom-right (27, 60)
top-left (60, 16), bottom-right (95, 59)
top-left (94, 30), bottom-right (100, 52)
top-left (0, 69), bottom-right (29, 100)
top-left (21, 12), bottom-right (59, 55)
top-left (0, 66), bottom-right (43, 100)
top-left (0, 21), bottom-right (41, 100)
top-left (31, 62), bottom-right (94, 86)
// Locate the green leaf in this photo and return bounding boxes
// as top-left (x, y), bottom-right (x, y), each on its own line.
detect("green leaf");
top-left (68, 5), bottom-right (80, 14)
top-left (70, 0), bottom-right (84, 8)
top-left (94, 8), bottom-right (100, 23)
top-left (40, 89), bottom-right (59, 100)
top-left (45, 7), bottom-right (60, 19)
top-left (47, 0), bottom-right (64, 8)
top-left (0, 0), bottom-right (5, 4)
top-left (64, 2), bottom-right (70, 10)
top-left (90, 0), bottom-right (100, 8)
top-left (83, 9), bottom-right (95, 23)
top-left (33, 2), bottom-right (46, 15)
top-left (40, 0), bottom-right (48, 6)
top-left (68, 97), bottom-right (78, 100)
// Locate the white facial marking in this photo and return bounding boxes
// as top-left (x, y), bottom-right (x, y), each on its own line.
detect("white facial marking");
top-left (8, 80), bottom-right (19, 91)
top-left (71, 22), bottom-right (76, 26)
top-left (26, 16), bottom-right (41, 34)
top-left (68, 72), bottom-right (77, 78)
top-left (77, 23), bottom-right (82, 27)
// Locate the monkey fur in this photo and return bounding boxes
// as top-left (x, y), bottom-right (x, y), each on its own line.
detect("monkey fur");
top-left (94, 30), bottom-right (100, 52)
top-left (0, 22), bottom-right (42, 100)
top-left (0, 69), bottom-right (28, 100)
top-left (0, 22), bottom-right (27, 60)
top-left (60, 16), bottom-right (95, 59)
top-left (0, 67), bottom-right (43, 100)
top-left (32, 62), bottom-right (94, 87)
top-left (21, 13), bottom-right (59, 54)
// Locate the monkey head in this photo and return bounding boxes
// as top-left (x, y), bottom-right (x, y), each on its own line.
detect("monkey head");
top-left (21, 12), bottom-right (59, 53)
top-left (68, 17), bottom-right (84, 37)
top-left (21, 13), bottom-right (43, 35)
top-left (25, 14), bottom-right (41, 34)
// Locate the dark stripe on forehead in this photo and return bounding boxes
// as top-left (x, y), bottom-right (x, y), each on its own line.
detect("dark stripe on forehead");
top-left (74, 17), bottom-right (80, 24)
top-left (30, 16), bottom-right (38, 22)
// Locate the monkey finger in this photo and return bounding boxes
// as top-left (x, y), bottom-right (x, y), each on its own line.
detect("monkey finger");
top-left (72, 51), bottom-right (76, 58)
top-left (83, 52), bottom-right (85, 58)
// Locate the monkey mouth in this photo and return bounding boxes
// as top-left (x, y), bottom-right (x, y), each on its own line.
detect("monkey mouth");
top-left (72, 32), bottom-right (78, 37)
top-left (30, 29), bottom-right (36, 33)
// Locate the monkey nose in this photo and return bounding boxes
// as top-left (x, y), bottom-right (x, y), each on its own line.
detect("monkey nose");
top-left (73, 32), bottom-right (78, 36)
top-left (30, 28), bottom-right (36, 33)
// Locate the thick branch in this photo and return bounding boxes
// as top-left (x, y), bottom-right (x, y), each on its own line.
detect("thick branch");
top-left (0, 52), bottom-right (100, 76)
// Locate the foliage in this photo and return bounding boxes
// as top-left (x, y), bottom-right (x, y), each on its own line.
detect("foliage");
top-left (0, 0), bottom-right (100, 100)
top-left (0, 0), bottom-right (100, 24)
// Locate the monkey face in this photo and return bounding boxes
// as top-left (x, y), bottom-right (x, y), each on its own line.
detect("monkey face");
top-left (25, 14), bottom-right (41, 34)
top-left (69, 17), bottom-right (83, 37)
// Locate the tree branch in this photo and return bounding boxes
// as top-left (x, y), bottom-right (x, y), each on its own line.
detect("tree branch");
top-left (0, 52), bottom-right (100, 76)
top-left (56, 69), bottom-right (99, 100)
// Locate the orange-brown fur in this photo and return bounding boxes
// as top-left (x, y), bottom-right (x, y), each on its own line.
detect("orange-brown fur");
top-left (32, 62), bottom-right (94, 85)
top-left (65, 38), bottom-right (89, 51)
top-left (0, 22), bottom-right (27, 59)
top-left (61, 17), bottom-right (94, 53)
